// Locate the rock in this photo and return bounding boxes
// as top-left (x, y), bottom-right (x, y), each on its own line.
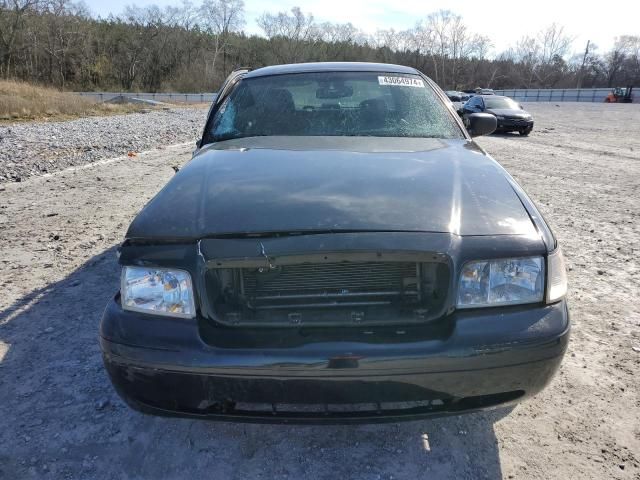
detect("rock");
top-left (95, 399), bottom-right (109, 411)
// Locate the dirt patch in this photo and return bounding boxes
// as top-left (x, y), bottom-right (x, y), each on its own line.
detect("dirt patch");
top-left (0, 103), bottom-right (639, 479)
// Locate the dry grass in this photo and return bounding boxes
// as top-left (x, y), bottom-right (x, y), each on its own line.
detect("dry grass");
top-left (0, 80), bottom-right (149, 122)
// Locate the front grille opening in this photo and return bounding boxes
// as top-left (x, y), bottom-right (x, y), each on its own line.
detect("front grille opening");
top-left (243, 262), bottom-right (420, 309)
top-left (206, 259), bottom-right (450, 326)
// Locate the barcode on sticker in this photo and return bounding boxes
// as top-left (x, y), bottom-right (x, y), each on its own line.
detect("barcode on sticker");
top-left (378, 76), bottom-right (425, 88)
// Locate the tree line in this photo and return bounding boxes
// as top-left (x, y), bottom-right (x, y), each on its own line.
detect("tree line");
top-left (1, 0), bottom-right (639, 92)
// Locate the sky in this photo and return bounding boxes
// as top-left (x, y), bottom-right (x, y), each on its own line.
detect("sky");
top-left (85, 0), bottom-right (639, 54)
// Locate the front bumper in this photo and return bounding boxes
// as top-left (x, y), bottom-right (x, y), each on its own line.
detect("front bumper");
top-left (101, 298), bottom-right (569, 424)
top-left (496, 119), bottom-right (534, 131)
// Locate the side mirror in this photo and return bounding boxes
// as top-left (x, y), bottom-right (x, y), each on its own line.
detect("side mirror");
top-left (466, 113), bottom-right (497, 137)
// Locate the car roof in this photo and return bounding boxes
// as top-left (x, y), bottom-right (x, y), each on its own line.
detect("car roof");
top-left (244, 62), bottom-right (419, 79)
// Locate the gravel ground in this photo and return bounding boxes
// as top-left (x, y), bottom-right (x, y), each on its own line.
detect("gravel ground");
top-left (0, 103), bottom-right (639, 479)
top-left (0, 107), bottom-right (207, 182)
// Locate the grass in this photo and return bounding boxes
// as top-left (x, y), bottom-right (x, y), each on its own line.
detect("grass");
top-left (0, 80), bottom-right (150, 122)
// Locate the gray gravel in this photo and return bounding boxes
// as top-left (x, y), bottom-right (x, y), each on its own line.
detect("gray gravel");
top-left (0, 107), bottom-right (207, 182)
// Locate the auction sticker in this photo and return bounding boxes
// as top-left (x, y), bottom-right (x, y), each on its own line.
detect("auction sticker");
top-left (378, 76), bottom-right (425, 88)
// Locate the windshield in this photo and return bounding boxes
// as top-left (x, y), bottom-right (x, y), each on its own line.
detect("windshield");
top-left (484, 97), bottom-right (520, 110)
top-left (208, 72), bottom-right (463, 142)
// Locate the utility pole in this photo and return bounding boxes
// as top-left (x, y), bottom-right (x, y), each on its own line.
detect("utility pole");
top-left (577, 40), bottom-right (590, 89)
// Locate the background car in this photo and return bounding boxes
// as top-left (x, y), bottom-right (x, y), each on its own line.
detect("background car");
top-left (462, 95), bottom-right (534, 135)
top-left (445, 90), bottom-right (471, 112)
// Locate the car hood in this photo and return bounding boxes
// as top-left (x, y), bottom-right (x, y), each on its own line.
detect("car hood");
top-left (126, 136), bottom-right (537, 240)
top-left (486, 108), bottom-right (531, 118)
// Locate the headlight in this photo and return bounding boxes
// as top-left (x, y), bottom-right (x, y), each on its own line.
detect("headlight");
top-left (457, 257), bottom-right (544, 308)
top-left (121, 266), bottom-right (196, 318)
top-left (546, 249), bottom-right (568, 303)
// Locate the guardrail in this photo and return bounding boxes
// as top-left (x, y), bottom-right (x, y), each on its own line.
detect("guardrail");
top-left (74, 92), bottom-right (217, 103)
top-left (493, 88), bottom-right (613, 102)
top-left (75, 88), bottom-right (618, 104)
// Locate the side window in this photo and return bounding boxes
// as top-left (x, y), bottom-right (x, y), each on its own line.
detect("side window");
top-left (202, 72), bottom-right (247, 144)
top-left (212, 96), bottom-right (236, 138)
top-left (477, 98), bottom-right (485, 110)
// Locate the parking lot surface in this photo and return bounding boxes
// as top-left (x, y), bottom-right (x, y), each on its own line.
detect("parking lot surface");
top-left (0, 103), bottom-right (639, 479)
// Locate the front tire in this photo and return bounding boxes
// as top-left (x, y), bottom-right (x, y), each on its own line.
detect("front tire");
top-left (519, 127), bottom-right (532, 136)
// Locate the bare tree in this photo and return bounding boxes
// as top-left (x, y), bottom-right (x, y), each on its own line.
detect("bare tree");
top-left (320, 22), bottom-right (357, 44)
top-left (427, 10), bottom-right (454, 87)
top-left (514, 36), bottom-right (540, 87)
top-left (370, 29), bottom-right (402, 63)
top-left (464, 33), bottom-right (492, 87)
top-left (605, 35), bottom-right (640, 86)
top-left (257, 6), bottom-right (318, 63)
top-left (448, 14), bottom-right (490, 88)
top-left (39, 0), bottom-right (90, 86)
top-left (534, 23), bottom-right (573, 86)
top-left (163, 1), bottom-right (201, 72)
top-left (447, 13), bottom-right (466, 89)
top-left (408, 11), bottom-right (489, 88)
top-left (407, 21), bottom-right (438, 81)
top-left (200, 0), bottom-right (245, 80)
top-left (316, 22), bottom-right (360, 59)
top-left (0, 0), bottom-right (44, 77)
